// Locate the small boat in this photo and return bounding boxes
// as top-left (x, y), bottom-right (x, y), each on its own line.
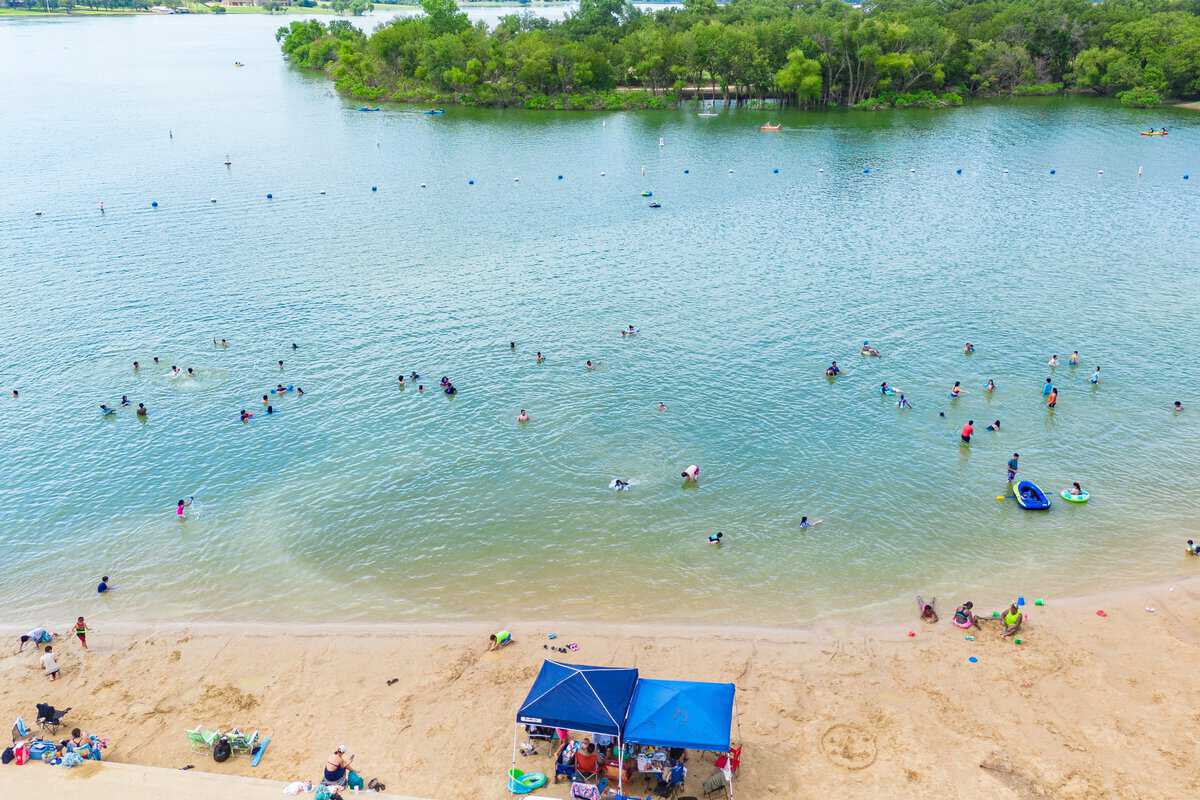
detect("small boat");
top-left (1013, 480), bottom-right (1051, 510)
top-left (1140, 130), bottom-right (1168, 136)
top-left (647, 202), bottom-right (662, 208)
top-left (424, 108), bottom-right (446, 116)
top-left (760, 122), bottom-right (782, 132)
top-left (359, 106), bottom-right (381, 112)
top-left (1060, 489), bottom-right (1090, 503)
top-left (234, 62), bottom-right (244, 68)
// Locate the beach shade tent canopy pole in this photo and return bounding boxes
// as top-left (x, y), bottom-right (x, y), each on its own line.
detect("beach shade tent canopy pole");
top-left (512, 660), bottom-right (639, 795)
top-left (624, 678), bottom-right (737, 797)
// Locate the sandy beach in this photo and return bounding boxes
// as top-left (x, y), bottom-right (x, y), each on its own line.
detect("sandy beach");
top-left (3, 577), bottom-right (1199, 799)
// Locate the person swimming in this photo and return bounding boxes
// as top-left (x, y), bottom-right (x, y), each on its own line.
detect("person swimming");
top-left (1090, 367), bottom-right (1100, 384)
top-left (152, 357), bottom-right (159, 365)
top-left (825, 361), bottom-right (840, 376)
top-left (510, 341), bottom-right (515, 350)
top-left (961, 419), bottom-right (974, 443)
top-left (897, 394), bottom-right (911, 409)
top-left (963, 343), bottom-right (975, 354)
top-left (1048, 354), bottom-right (1059, 368)
top-left (397, 375), bottom-right (406, 387)
top-left (136, 403), bottom-right (147, 417)
top-left (1174, 400), bottom-right (1183, 412)
top-left (610, 479), bottom-right (630, 491)
top-left (296, 387), bottom-right (305, 396)
top-left (262, 394), bottom-right (270, 405)
top-left (950, 381), bottom-right (963, 398)
top-left (1007, 452), bottom-right (1019, 482)
top-left (861, 340), bottom-right (880, 357)
top-left (418, 385), bottom-right (424, 393)
top-left (132, 361), bottom-right (140, 371)
top-left (985, 379), bottom-right (995, 393)
top-left (1068, 481), bottom-right (1084, 496)
top-left (266, 405), bottom-right (274, 415)
top-left (708, 531), bottom-right (723, 544)
top-left (681, 465), bottom-right (700, 482)
top-left (799, 516), bottom-right (822, 529)
top-left (657, 402), bottom-right (667, 412)
top-left (585, 360), bottom-right (595, 370)
top-left (517, 409), bottom-right (530, 423)
top-left (445, 383), bottom-right (457, 395)
top-left (410, 371), bottom-right (418, 380)
top-left (278, 360), bottom-right (284, 370)
top-left (535, 352), bottom-right (545, 363)
top-left (1047, 386), bottom-right (1058, 408)
top-left (99, 404), bottom-right (114, 415)
top-left (176, 497), bottom-right (192, 519)
top-left (170, 365), bottom-right (181, 377)
top-left (1069, 350), bottom-right (1080, 365)
top-left (120, 395), bottom-right (129, 406)
top-left (880, 382), bottom-right (895, 395)
top-left (240, 409), bottom-right (253, 422)
top-left (274, 384), bottom-right (288, 394)
top-left (986, 419), bottom-right (1000, 431)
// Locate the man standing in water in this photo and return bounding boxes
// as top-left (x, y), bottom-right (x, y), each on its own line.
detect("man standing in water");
top-left (960, 420), bottom-right (974, 444)
top-left (1007, 453), bottom-right (1019, 482)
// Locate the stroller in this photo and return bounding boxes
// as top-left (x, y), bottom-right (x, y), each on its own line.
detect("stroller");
top-left (36, 703), bottom-right (71, 734)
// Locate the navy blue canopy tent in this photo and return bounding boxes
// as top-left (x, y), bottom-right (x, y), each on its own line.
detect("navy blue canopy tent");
top-left (512, 660), bottom-right (639, 795)
top-left (624, 678), bottom-right (735, 752)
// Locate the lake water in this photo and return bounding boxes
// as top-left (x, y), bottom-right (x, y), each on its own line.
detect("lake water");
top-left (1, 12), bottom-right (1198, 628)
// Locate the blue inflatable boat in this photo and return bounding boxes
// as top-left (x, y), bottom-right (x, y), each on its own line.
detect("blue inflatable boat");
top-left (1013, 480), bottom-right (1050, 510)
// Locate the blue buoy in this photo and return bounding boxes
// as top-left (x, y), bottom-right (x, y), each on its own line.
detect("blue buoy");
top-left (266, 193), bottom-right (273, 199)
top-left (683, 169), bottom-right (689, 174)
top-left (772, 168), bottom-right (779, 174)
top-left (968, 656), bottom-right (978, 664)
top-left (371, 185), bottom-right (377, 192)
top-left (151, 201), bottom-right (158, 208)
top-left (863, 168), bottom-right (870, 174)
top-left (1185, 174), bottom-right (1190, 180)
top-left (468, 179), bottom-right (474, 185)
top-left (955, 168), bottom-right (962, 175)
top-left (557, 175), bottom-right (563, 180)
top-left (1050, 169), bottom-right (1056, 175)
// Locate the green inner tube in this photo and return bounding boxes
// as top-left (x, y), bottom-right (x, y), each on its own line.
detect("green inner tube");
top-left (1060, 489), bottom-right (1089, 503)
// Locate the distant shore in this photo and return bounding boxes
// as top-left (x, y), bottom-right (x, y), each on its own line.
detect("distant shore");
top-left (2, 576), bottom-right (1197, 799)
top-left (0, 1), bottom-right (577, 17)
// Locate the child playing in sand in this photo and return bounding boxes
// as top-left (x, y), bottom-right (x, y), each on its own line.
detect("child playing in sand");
top-left (74, 617), bottom-right (91, 650)
top-left (916, 596), bottom-right (938, 623)
top-left (488, 630), bottom-right (513, 651)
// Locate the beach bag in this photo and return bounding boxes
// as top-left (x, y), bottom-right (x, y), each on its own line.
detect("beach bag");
top-left (212, 737), bottom-right (232, 763)
top-left (2, 747), bottom-right (14, 765)
top-left (13, 744), bottom-right (29, 765)
top-left (347, 771), bottom-right (364, 791)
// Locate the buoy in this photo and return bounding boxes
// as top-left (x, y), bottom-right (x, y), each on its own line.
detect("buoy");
top-left (557, 175), bottom-right (563, 180)
top-left (863, 168), bottom-right (870, 174)
top-left (371, 185), bottom-right (378, 192)
top-left (210, 198), bottom-right (217, 203)
top-left (1050, 169), bottom-right (1056, 174)
top-left (1097, 169), bottom-right (1104, 175)
top-left (968, 656), bottom-right (978, 663)
top-left (468, 179), bottom-right (474, 185)
top-left (955, 168), bottom-right (962, 175)
top-left (1185, 174), bottom-right (1190, 180)
top-left (513, 177), bottom-right (519, 182)
top-left (266, 193), bottom-right (273, 199)
top-left (151, 201), bottom-right (158, 208)
top-left (420, 183), bottom-right (426, 188)
top-left (683, 168), bottom-right (689, 174)
top-left (772, 168), bottom-right (779, 174)
top-left (600, 171), bottom-right (606, 176)
top-left (1034, 598), bottom-right (1044, 606)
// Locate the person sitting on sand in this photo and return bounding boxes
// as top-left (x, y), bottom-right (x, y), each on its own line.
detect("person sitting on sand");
top-left (952, 601), bottom-right (979, 629)
top-left (916, 596), bottom-right (938, 623)
top-left (488, 630), bottom-right (512, 652)
top-left (1001, 603), bottom-right (1023, 637)
top-left (681, 465), bottom-right (700, 482)
top-left (708, 531), bottom-right (723, 544)
top-left (963, 343), bottom-right (975, 354)
top-left (323, 746), bottom-right (354, 787)
top-left (517, 409), bottom-right (530, 423)
top-left (1068, 481), bottom-right (1084, 496)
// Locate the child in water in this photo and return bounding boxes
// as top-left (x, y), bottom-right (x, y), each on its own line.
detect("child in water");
top-left (986, 419), bottom-right (1001, 431)
top-left (707, 531), bottom-right (723, 544)
top-left (897, 394), bottom-right (911, 409)
top-left (176, 497), bottom-right (192, 519)
top-left (950, 381), bottom-right (963, 397)
top-left (916, 596), bottom-right (938, 623)
top-left (1090, 367), bottom-right (1101, 384)
top-left (799, 516), bottom-right (822, 529)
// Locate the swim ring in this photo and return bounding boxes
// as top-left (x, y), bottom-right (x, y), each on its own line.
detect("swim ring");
top-left (507, 769), bottom-right (547, 794)
top-left (1060, 489), bottom-right (1089, 503)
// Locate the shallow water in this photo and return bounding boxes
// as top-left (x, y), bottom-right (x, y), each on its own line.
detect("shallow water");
top-left (1, 13), bottom-right (1199, 627)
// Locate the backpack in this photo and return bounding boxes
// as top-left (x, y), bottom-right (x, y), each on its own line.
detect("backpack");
top-left (1, 747), bottom-right (13, 765)
top-left (212, 737), bottom-right (232, 763)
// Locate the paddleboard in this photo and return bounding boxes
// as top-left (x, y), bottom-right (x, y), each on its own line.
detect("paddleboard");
top-left (251, 737), bottom-right (270, 768)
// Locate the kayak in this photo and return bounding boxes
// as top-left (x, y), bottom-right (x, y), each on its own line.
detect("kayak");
top-left (1060, 489), bottom-right (1089, 503)
top-left (1014, 480), bottom-right (1051, 510)
top-left (760, 123), bottom-right (781, 132)
top-left (424, 108), bottom-right (446, 116)
top-left (1140, 131), bottom-right (1168, 136)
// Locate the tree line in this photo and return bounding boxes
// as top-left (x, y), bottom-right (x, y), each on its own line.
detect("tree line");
top-left (276, 0), bottom-right (1200, 110)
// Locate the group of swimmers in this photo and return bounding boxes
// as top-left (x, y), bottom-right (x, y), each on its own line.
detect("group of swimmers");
top-left (99, 396), bottom-right (148, 419)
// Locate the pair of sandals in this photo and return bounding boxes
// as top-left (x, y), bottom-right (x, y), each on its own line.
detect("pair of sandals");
top-left (367, 778), bottom-right (386, 792)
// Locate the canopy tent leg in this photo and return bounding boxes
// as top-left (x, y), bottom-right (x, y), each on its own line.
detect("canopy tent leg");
top-left (617, 734), bottom-right (624, 798)
top-left (509, 723), bottom-right (519, 795)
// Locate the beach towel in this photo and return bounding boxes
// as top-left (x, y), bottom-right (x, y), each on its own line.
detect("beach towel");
top-left (571, 782), bottom-right (602, 800)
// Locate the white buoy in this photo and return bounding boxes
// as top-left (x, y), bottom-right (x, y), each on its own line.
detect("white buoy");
top-left (910, 168), bottom-right (915, 173)
top-left (1098, 169), bottom-right (1104, 176)
top-left (210, 198), bottom-right (217, 203)
top-left (513, 177), bottom-right (519, 182)
top-left (641, 166), bottom-right (645, 176)
top-left (728, 168), bottom-right (734, 174)
top-left (1138, 165), bottom-right (1144, 177)
top-left (420, 183), bottom-right (427, 188)
top-left (600, 171), bottom-right (606, 176)
top-left (319, 190), bottom-right (326, 195)
top-left (658, 137), bottom-right (664, 147)
top-left (818, 168), bottom-right (824, 173)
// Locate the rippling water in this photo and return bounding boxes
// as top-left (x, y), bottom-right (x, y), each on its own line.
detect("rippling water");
top-left (1, 13), bottom-right (1198, 626)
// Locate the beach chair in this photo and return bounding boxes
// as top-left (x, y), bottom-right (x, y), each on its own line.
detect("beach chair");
top-left (36, 704), bottom-right (70, 735)
top-left (186, 727), bottom-right (221, 751)
top-left (12, 716), bottom-right (30, 743)
top-left (654, 763), bottom-right (686, 799)
top-left (226, 729), bottom-right (258, 753)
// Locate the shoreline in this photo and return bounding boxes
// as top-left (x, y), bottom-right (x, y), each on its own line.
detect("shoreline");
top-left (3, 575), bottom-right (1197, 799)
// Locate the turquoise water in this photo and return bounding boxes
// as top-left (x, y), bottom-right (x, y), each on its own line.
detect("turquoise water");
top-left (2, 14), bottom-right (1199, 626)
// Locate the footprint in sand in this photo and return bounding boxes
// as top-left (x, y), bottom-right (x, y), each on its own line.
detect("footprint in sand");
top-left (820, 723), bottom-right (878, 770)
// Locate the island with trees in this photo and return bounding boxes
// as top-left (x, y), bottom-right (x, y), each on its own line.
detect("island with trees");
top-left (275, 0), bottom-right (1200, 111)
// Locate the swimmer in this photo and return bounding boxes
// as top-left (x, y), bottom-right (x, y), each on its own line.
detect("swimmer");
top-left (535, 352), bottom-right (545, 363)
top-left (296, 387), bottom-right (304, 396)
top-left (1042, 378), bottom-right (1052, 397)
top-left (960, 419), bottom-right (974, 443)
top-left (240, 409), bottom-right (253, 422)
top-left (825, 361), bottom-right (840, 376)
top-left (262, 394), bottom-right (270, 405)
top-left (291, 342), bottom-right (298, 350)
top-left (861, 340), bottom-right (880, 357)
top-left (986, 419), bottom-right (1000, 431)
top-left (152, 357), bottom-right (159, 365)
top-left (950, 381), bottom-right (963, 398)
top-left (445, 383), bottom-right (457, 396)
top-left (410, 371), bottom-right (418, 380)
top-left (1047, 386), bottom-right (1058, 408)
top-left (1048, 354), bottom-right (1059, 368)
top-left (397, 375), bottom-right (406, 387)
top-left (222, 339), bottom-right (229, 347)
top-left (267, 405), bottom-right (274, 414)
top-left (985, 379), bottom-right (995, 393)
top-left (1175, 400), bottom-right (1184, 412)
top-left (963, 343), bottom-right (975, 354)
top-left (708, 531), bottom-right (723, 544)
top-left (418, 385), bottom-right (424, 393)
top-left (1006, 452), bottom-right (1019, 482)
top-left (1068, 481), bottom-right (1084, 496)
top-left (274, 384), bottom-right (287, 393)
top-left (880, 382), bottom-right (895, 395)
top-left (1090, 367), bottom-right (1100, 384)
top-left (170, 365), bottom-right (181, 377)
top-left (681, 464), bottom-right (700, 482)
top-left (186, 367), bottom-right (195, 378)
top-left (585, 360), bottom-right (595, 370)
top-left (1187, 539), bottom-right (1200, 556)
top-left (897, 394), bottom-right (911, 409)
top-left (121, 395), bottom-right (129, 406)
top-left (657, 402), bottom-right (667, 412)
top-left (916, 596), bottom-right (938, 623)
top-left (278, 360), bottom-right (284, 370)
top-left (1069, 350), bottom-right (1080, 365)
top-left (517, 409), bottom-right (530, 423)
top-left (133, 361), bottom-right (140, 371)
top-left (440, 377), bottom-right (449, 387)
top-left (10, 389), bottom-right (17, 399)
top-left (938, 411), bottom-right (945, 418)
top-left (137, 403), bottom-right (147, 417)
top-left (799, 516), bottom-right (822, 529)
top-left (99, 404), bottom-right (114, 415)
top-left (610, 478), bottom-right (630, 491)
top-left (510, 341), bottom-right (515, 350)
top-left (176, 497), bottom-right (192, 519)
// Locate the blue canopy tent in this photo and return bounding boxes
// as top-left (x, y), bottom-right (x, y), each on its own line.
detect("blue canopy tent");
top-left (624, 679), bottom-right (737, 797)
top-left (512, 660), bottom-right (639, 795)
